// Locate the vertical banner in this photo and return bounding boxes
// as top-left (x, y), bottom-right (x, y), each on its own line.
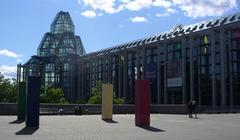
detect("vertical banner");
top-left (135, 80), bottom-right (150, 126)
top-left (102, 84), bottom-right (113, 120)
top-left (17, 82), bottom-right (26, 121)
top-left (26, 76), bottom-right (40, 128)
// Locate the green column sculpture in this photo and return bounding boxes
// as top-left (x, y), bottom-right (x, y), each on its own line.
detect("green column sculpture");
top-left (17, 82), bottom-right (26, 121)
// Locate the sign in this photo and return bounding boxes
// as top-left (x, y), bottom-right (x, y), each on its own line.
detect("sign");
top-left (168, 77), bottom-right (182, 87)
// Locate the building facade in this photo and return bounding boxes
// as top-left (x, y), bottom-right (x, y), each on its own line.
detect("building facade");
top-left (18, 11), bottom-right (240, 108)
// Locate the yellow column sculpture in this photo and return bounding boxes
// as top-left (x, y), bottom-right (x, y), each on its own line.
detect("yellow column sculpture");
top-left (102, 84), bottom-right (113, 120)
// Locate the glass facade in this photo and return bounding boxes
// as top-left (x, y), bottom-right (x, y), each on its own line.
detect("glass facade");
top-left (19, 11), bottom-right (85, 101)
top-left (231, 29), bottom-right (240, 105)
top-left (18, 11), bottom-right (240, 108)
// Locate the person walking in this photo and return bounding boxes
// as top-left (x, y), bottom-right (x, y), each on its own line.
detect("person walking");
top-left (187, 101), bottom-right (193, 118)
top-left (192, 100), bottom-right (197, 118)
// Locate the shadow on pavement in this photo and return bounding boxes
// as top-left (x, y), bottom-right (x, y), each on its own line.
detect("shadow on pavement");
top-left (139, 126), bottom-right (165, 132)
top-left (102, 119), bottom-right (118, 123)
top-left (15, 127), bottom-right (39, 135)
top-left (9, 120), bottom-right (24, 124)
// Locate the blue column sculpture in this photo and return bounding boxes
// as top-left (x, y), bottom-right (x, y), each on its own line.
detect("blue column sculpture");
top-left (26, 76), bottom-right (40, 128)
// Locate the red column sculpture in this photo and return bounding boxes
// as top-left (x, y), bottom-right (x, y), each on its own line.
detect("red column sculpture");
top-left (135, 80), bottom-right (150, 126)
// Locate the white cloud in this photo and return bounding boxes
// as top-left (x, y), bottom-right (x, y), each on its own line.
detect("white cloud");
top-left (167, 8), bottom-right (177, 14)
top-left (81, 10), bottom-right (97, 18)
top-left (0, 49), bottom-right (22, 58)
top-left (0, 65), bottom-right (17, 79)
top-left (98, 13), bottom-right (103, 16)
top-left (156, 7), bottom-right (178, 17)
top-left (120, 0), bottom-right (130, 3)
top-left (82, 0), bottom-right (122, 14)
top-left (16, 59), bottom-right (23, 63)
top-left (124, 0), bottom-right (152, 11)
top-left (79, 0), bottom-right (238, 18)
top-left (156, 13), bottom-right (170, 17)
top-left (119, 24), bottom-right (125, 27)
top-left (172, 0), bottom-right (237, 18)
top-left (153, 0), bottom-right (172, 8)
top-left (79, 0), bottom-right (172, 13)
top-left (130, 16), bottom-right (148, 23)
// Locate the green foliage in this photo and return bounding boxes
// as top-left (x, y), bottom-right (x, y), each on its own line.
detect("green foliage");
top-left (40, 86), bottom-right (68, 104)
top-left (87, 81), bottom-right (102, 104)
top-left (87, 81), bottom-right (124, 104)
top-left (113, 94), bottom-right (124, 104)
top-left (0, 73), bottom-right (17, 103)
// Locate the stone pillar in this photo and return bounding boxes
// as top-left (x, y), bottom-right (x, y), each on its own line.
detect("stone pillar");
top-left (17, 64), bottom-right (20, 83)
top-left (182, 38), bottom-right (187, 104)
top-left (136, 49), bottom-right (141, 79)
top-left (228, 31), bottom-right (233, 108)
top-left (108, 56), bottom-right (112, 83)
top-left (118, 55), bottom-right (123, 98)
top-left (142, 47), bottom-right (146, 79)
top-left (26, 76), bottom-right (40, 128)
top-left (123, 53), bottom-right (128, 102)
top-left (157, 45), bottom-right (161, 104)
top-left (220, 29), bottom-right (226, 107)
top-left (211, 30), bottom-right (216, 108)
top-left (81, 62), bottom-right (84, 99)
top-left (164, 42), bottom-right (168, 104)
top-left (135, 80), bottom-right (150, 127)
top-left (102, 84), bottom-right (113, 120)
top-left (89, 60), bottom-right (93, 93)
top-left (189, 36), bottom-right (194, 101)
top-left (17, 82), bottom-right (26, 121)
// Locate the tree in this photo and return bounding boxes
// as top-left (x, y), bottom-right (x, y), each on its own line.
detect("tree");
top-left (87, 81), bottom-right (102, 104)
top-left (40, 86), bottom-right (68, 104)
top-left (0, 72), bottom-right (17, 103)
top-left (87, 81), bottom-right (124, 104)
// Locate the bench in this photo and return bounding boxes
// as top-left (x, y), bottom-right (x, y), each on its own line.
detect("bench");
top-left (40, 108), bottom-right (58, 115)
top-left (83, 108), bottom-right (101, 114)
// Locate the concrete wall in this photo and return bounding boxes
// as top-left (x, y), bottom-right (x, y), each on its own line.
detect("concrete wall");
top-left (0, 103), bottom-right (189, 115)
top-left (1, 103), bottom-right (240, 115)
top-left (0, 103), bottom-right (17, 115)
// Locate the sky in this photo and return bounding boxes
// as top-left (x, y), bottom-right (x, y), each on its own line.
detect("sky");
top-left (0, 0), bottom-right (239, 79)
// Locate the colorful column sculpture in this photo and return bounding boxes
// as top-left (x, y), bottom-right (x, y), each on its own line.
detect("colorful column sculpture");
top-left (17, 82), bottom-right (26, 121)
top-left (26, 76), bottom-right (40, 128)
top-left (102, 84), bottom-right (113, 120)
top-left (135, 80), bottom-right (150, 127)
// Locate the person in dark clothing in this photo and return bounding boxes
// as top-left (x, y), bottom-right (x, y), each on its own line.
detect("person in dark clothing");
top-left (192, 100), bottom-right (197, 118)
top-left (187, 101), bottom-right (193, 118)
top-left (74, 106), bottom-right (83, 115)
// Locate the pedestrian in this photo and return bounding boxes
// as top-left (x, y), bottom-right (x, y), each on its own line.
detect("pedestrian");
top-left (187, 101), bottom-right (193, 118)
top-left (58, 108), bottom-right (64, 115)
top-left (74, 106), bottom-right (78, 115)
top-left (192, 100), bottom-right (197, 118)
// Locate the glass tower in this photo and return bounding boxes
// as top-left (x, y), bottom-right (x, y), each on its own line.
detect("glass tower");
top-left (18, 11), bottom-right (85, 101)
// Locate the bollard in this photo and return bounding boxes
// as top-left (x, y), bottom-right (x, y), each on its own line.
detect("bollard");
top-left (135, 80), bottom-right (150, 127)
top-left (17, 82), bottom-right (26, 121)
top-left (102, 84), bottom-right (113, 120)
top-left (26, 76), bottom-right (40, 128)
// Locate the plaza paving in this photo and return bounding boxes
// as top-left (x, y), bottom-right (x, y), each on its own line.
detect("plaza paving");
top-left (0, 114), bottom-right (240, 140)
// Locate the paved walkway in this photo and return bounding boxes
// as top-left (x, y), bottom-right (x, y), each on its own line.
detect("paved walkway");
top-left (0, 114), bottom-right (240, 140)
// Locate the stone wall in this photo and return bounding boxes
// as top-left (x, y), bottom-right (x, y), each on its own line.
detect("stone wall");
top-left (0, 103), bottom-right (189, 115)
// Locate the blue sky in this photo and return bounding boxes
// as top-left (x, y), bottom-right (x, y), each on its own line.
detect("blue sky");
top-left (0, 0), bottom-right (239, 79)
